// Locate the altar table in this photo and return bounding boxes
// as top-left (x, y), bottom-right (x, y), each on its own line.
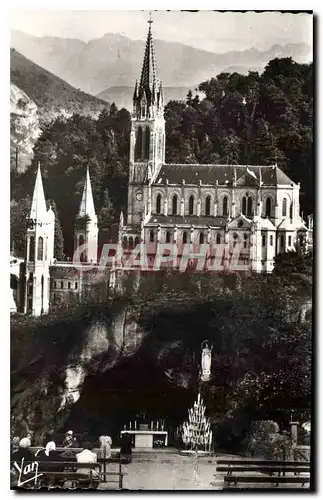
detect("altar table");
top-left (120, 430), bottom-right (168, 448)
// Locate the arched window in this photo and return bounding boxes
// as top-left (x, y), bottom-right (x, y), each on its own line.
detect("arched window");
top-left (262, 234), bottom-right (266, 246)
top-left (199, 232), bottom-right (204, 244)
top-left (247, 197), bottom-right (253, 216)
top-left (242, 195), bottom-right (253, 216)
top-left (233, 233), bottom-right (238, 247)
top-left (149, 230), bottom-right (154, 242)
top-left (270, 235), bottom-right (273, 246)
top-left (288, 235), bottom-right (292, 246)
top-left (122, 236), bottom-right (128, 249)
top-left (223, 196), bottom-right (228, 216)
top-left (41, 275), bottom-right (44, 312)
top-left (280, 235), bottom-right (284, 248)
top-left (183, 231), bottom-right (187, 244)
top-left (29, 236), bottom-right (35, 262)
top-left (189, 195), bottom-right (194, 215)
top-left (243, 233), bottom-right (248, 248)
top-left (299, 235), bottom-right (304, 246)
top-left (289, 203), bottom-right (293, 220)
top-left (265, 197), bottom-right (272, 217)
top-left (156, 194), bottom-right (162, 214)
top-left (282, 198), bottom-right (287, 217)
top-left (141, 99), bottom-right (146, 118)
top-left (216, 233), bottom-right (221, 244)
top-left (205, 196), bottom-right (211, 216)
top-left (79, 234), bottom-right (85, 262)
top-left (242, 196), bottom-right (247, 215)
top-left (135, 126), bottom-right (142, 160)
top-left (129, 236), bottom-right (134, 250)
top-left (144, 126), bottom-right (150, 160)
top-left (37, 236), bottom-right (43, 260)
top-left (172, 194), bottom-right (178, 215)
top-left (166, 231), bottom-right (171, 243)
top-left (135, 236), bottom-right (140, 247)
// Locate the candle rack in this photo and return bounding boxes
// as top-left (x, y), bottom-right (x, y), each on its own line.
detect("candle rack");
top-left (181, 393), bottom-right (212, 452)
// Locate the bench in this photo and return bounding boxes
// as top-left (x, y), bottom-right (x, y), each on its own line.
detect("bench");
top-left (12, 460), bottom-right (124, 490)
top-left (97, 457), bottom-right (124, 488)
top-left (216, 459), bottom-right (310, 489)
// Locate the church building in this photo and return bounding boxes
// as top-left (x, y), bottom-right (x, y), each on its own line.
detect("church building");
top-left (118, 18), bottom-right (309, 273)
top-left (16, 18), bottom-right (310, 316)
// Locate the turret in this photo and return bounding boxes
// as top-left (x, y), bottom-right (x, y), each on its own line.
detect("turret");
top-left (24, 163), bottom-right (55, 315)
top-left (74, 167), bottom-right (98, 263)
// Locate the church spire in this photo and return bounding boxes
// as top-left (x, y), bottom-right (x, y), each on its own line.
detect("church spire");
top-left (138, 13), bottom-right (157, 104)
top-left (78, 167), bottom-right (97, 220)
top-left (30, 162), bottom-right (47, 220)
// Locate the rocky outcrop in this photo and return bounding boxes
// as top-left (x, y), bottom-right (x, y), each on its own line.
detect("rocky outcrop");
top-left (10, 83), bottom-right (41, 171)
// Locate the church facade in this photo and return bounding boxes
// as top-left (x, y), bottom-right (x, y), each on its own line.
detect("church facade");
top-left (15, 19), bottom-right (310, 317)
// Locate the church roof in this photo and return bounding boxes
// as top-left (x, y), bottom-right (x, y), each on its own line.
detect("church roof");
top-left (30, 163), bottom-right (47, 220)
top-left (78, 167), bottom-right (97, 219)
top-left (154, 164), bottom-right (295, 187)
top-left (278, 217), bottom-right (308, 230)
top-left (147, 215), bottom-right (227, 227)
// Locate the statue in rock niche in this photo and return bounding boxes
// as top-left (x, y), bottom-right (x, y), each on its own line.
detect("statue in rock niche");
top-left (201, 341), bottom-right (212, 382)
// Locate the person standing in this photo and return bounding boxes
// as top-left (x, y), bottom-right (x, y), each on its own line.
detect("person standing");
top-left (97, 435), bottom-right (112, 459)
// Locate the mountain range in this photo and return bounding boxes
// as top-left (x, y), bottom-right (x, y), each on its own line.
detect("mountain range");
top-left (11, 29), bottom-right (312, 97)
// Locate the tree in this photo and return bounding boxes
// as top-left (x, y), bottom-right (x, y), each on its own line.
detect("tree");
top-left (186, 89), bottom-right (193, 106)
top-left (10, 196), bottom-right (31, 256)
top-left (48, 199), bottom-right (65, 261)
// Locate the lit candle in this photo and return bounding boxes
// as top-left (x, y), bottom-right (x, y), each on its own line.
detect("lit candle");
top-left (129, 421), bottom-right (132, 430)
top-left (135, 420), bottom-right (137, 429)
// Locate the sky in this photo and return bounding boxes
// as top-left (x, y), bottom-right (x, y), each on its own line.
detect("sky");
top-left (9, 10), bottom-right (313, 54)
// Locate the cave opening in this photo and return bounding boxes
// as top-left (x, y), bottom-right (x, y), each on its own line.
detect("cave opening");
top-left (61, 355), bottom-right (195, 445)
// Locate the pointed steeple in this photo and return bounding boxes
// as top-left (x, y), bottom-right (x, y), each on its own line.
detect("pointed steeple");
top-left (78, 167), bottom-right (97, 219)
top-left (30, 162), bottom-right (47, 220)
top-left (138, 13), bottom-right (157, 105)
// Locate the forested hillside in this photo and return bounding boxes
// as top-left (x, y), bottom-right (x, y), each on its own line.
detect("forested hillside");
top-left (11, 58), bottom-right (313, 258)
top-left (11, 49), bottom-right (107, 121)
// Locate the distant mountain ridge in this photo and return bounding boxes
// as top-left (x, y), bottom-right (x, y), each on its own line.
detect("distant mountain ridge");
top-left (11, 29), bottom-right (312, 96)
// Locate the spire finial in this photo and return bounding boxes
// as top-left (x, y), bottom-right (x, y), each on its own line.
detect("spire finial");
top-left (148, 12), bottom-right (153, 26)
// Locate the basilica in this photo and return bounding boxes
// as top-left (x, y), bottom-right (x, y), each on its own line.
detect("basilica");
top-left (14, 19), bottom-right (310, 316)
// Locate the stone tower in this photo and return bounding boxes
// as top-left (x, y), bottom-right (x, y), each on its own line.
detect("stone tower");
top-left (127, 15), bottom-right (165, 225)
top-left (74, 167), bottom-right (98, 263)
top-left (24, 163), bottom-right (55, 315)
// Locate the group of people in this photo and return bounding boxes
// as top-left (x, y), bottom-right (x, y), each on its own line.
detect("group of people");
top-left (11, 430), bottom-right (133, 489)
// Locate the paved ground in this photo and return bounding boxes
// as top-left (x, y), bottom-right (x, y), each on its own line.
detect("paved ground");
top-left (97, 450), bottom-right (310, 491)
top-left (99, 450), bottom-right (236, 490)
